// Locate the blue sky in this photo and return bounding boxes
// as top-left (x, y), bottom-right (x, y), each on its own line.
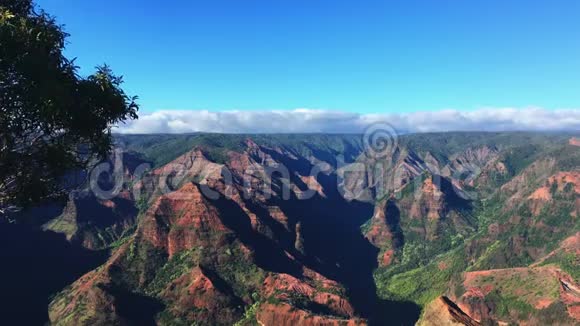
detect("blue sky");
top-left (38, 0), bottom-right (580, 114)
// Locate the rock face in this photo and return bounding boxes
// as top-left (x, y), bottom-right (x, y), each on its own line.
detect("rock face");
top-left (256, 303), bottom-right (366, 326)
top-left (140, 182), bottom-right (228, 256)
top-left (359, 133), bottom-right (579, 325)
top-left (41, 150), bottom-right (149, 249)
top-left (362, 171), bottom-right (474, 266)
top-left (448, 265), bottom-right (580, 325)
top-left (48, 138), bottom-right (372, 325)
top-left (403, 175), bottom-right (473, 240)
top-left (527, 171), bottom-right (580, 215)
top-left (30, 132), bottom-right (580, 325)
top-left (365, 199), bottom-right (400, 250)
top-left (43, 191), bottom-right (137, 249)
top-left (338, 146), bottom-right (427, 202)
top-left (49, 180), bottom-right (362, 325)
top-left (346, 145), bottom-right (498, 264)
top-left (418, 296), bottom-right (480, 326)
top-left (438, 145), bottom-right (501, 191)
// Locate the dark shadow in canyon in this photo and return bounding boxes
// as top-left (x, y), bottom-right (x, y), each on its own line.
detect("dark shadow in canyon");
top-left (204, 184), bottom-right (303, 276)
top-left (275, 177), bottom-right (420, 325)
top-left (106, 285), bottom-right (165, 326)
top-left (0, 221), bottom-right (109, 325)
top-left (257, 148), bottom-right (421, 325)
top-left (385, 199), bottom-right (405, 249)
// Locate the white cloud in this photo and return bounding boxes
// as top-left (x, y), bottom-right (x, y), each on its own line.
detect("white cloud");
top-left (115, 107), bottom-right (580, 134)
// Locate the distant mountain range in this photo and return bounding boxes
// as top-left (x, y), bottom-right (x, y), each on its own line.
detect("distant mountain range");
top-left (3, 131), bottom-right (579, 325)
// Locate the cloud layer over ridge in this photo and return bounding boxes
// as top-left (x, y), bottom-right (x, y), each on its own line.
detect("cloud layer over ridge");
top-left (116, 107), bottom-right (580, 134)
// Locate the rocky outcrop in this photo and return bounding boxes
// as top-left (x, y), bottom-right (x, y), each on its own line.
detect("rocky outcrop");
top-left (48, 242), bottom-right (142, 325)
top-left (338, 146), bottom-right (427, 202)
top-left (262, 271), bottom-right (356, 318)
top-left (159, 266), bottom-right (243, 324)
top-left (441, 146), bottom-right (500, 183)
top-left (527, 171), bottom-right (580, 215)
top-left (37, 150), bottom-right (150, 250)
top-left (449, 266), bottom-right (580, 324)
top-left (43, 190), bottom-right (137, 249)
top-left (49, 140), bottom-right (367, 325)
top-left (365, 199), bottom-right (399, 250)
top-left (418, 296), bottom-right (479, 326)
top-left (256, 303), bottom-right (366, 326)
top-left (362, 171), bottom-right (475, 267)
top-left (140, 182), bottom-right (228, 256)
top-left (381, 249), bottom-right (395, 267)
top-left (500, 158), bottom-right (557, 210)
top-left (531, 232), bottom-right (580, 267)
top-left (43, 132), bottom-right (580, 326)
top-left (400, 175), bottom-right (472, 239)
top-left (410, 176), bottom-right (447, 222)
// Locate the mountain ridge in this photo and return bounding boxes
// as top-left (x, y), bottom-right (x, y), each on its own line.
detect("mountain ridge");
top-left (4, 131), bottom-right (579, 325)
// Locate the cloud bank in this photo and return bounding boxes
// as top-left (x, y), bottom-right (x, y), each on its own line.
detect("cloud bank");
top-left (116, 107), bottom-right (580, 134)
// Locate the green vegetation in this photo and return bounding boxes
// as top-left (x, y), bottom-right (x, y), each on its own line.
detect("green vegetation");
top-left (375, 248), bottom-right (468, 306)
top-left (115, 133), bottom-right (363, 167)
top-left (234, 301), bottom-right (261, 326)
top-left (44, 130), bottom-right (580, 325)
top-left (399, 132), bottom-right (574, 165)
top-left (43, 217), bottom-right (78, 239)
top-left (120, 132), bottom-right (579, 324)
top-left (210, 244), bottom-right (267, 300)
top-left (359, 217), bottom-right (374, 234)
top-left (116, 239), bottom-right (169, 289)
top-left (540, 252), bottom-right (580, 282)
top-left (534, 302), bottom-right (577, 325)
top-left (147, 248), bottom-right (200, 295)
top-left (467, 240), bottom-right (506, 271)
top-left (109, 227), bottom-right (135, 249)
top-left (500, 144), bottom-right (543, 176)
top-left (375, 138), bottom-right (579, 313)
top-left (1, 0), bottom-right (138, 212)
top-left (484, 290), bottom-right (535, 320)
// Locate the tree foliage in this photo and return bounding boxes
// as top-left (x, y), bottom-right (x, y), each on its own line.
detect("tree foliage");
top-left (0, 0), bottom-right (138, 213)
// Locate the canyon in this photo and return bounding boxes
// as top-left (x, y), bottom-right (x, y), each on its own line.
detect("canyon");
top-left (1, 132), bottom-right (578, 325)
